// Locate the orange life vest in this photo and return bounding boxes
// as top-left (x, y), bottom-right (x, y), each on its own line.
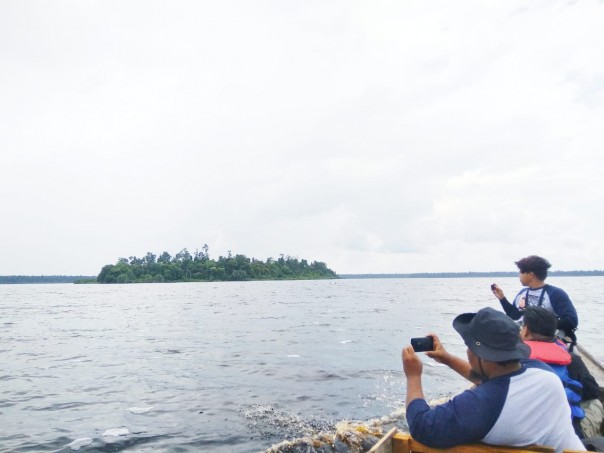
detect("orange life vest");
top-left (525, 340), bottom-right (571, 365)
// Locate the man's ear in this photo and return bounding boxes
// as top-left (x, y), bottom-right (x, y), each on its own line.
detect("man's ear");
top-left (519, 325), bottom-right (529, 340)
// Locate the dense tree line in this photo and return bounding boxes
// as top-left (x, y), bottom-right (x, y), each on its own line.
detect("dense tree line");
top-left (0, 275), bottom-right (96, 284)
top-left (96, 246), bottom-right (338, 283)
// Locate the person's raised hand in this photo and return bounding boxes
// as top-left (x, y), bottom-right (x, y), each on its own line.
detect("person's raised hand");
top-left (491, 283), bottom-right (505, 301)
top-left (402, 345), bottom-right (423, 378)
top-left (425, 333), bottom-right (450, 364)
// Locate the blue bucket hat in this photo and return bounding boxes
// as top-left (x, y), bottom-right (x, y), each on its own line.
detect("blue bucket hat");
top-left (453, 307), bottom-right (530, 362)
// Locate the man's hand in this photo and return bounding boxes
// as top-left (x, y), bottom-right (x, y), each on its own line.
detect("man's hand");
top-left (491, 283), bottom-right (505, 301)
top-left (403, 345), bottom-right (425, 405)
top-left (423, 334), bottom-right (476, 384)
top-left (402, 345), bottom-right (423, 378)
top-left (425, 333), bottom-right (451, 365)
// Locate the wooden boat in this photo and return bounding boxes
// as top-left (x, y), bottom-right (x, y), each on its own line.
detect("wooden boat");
top-left (369, 344), bottom-right (604, 453)
top-left (368, 430), bottom-right (584, 453)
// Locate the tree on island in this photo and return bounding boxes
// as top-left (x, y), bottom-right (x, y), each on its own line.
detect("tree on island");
top-left (96, 245), bottom-right (338, 283)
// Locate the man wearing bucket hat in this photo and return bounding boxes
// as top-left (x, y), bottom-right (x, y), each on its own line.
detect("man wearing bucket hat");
top-left (402, 307), bottom-right (585, 451)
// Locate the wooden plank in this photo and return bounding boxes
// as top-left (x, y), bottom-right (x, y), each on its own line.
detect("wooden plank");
top-left (393, 432), bottom-right (409, 453)
top-left (368, 427), bottom-right (397, 453)
top-left (386, 434), bottom-right (555, 453)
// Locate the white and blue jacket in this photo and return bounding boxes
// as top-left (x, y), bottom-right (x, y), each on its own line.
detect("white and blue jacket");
top-left (406, 360), bottom-right (585, 452)
top-left (499, 284), bottom-right (578, 333)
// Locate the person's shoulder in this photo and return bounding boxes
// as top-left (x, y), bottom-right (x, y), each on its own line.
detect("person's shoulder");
top-left (464, 379), bottom-right (510, 405)
top-left (544, 284), bottom-right (569, 296)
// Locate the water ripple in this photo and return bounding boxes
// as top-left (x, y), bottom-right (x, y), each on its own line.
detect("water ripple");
top-left (0, 277), bottom-right (602, 451)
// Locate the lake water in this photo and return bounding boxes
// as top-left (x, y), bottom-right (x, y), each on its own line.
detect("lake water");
top-left (1, 277), bottom-right (603, 452)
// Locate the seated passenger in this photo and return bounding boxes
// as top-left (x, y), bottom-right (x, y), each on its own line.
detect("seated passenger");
top-left (402, 307), bottom-right (585, 452)
top-left (521, 306), bottom-right (601, 438)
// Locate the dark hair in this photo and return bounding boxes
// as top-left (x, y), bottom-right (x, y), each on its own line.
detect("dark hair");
top-left (523, 306), bottom-right (557, 339)
top-left (515, 255), bottom-right (551, 281)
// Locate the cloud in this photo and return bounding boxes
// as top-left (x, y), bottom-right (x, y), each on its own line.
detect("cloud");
top-left (1, 0), bottom-right (603, 275)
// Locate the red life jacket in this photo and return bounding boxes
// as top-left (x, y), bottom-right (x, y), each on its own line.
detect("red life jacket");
top-left (525, 340), bottom-right (571, 365)
top-left (524, 339), bottom-right (585, 421)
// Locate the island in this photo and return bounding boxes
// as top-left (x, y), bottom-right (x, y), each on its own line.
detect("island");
top-left (96, 246), bottom-right (338, 283)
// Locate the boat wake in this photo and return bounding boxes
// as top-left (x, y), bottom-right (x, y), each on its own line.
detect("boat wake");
top-left (257, 406), bottom-right (408, 453)
top-left (242, 404), bottom-right (335, 440)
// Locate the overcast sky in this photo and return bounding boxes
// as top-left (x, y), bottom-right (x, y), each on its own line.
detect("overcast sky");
top-left (1, 0), bottom-right (603, 276)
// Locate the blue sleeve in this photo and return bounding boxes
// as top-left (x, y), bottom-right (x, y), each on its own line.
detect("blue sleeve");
top-left (547, 286), bottom-right (578, 331)
top-left (499, 296), bottom-right (522, 320)
top-left (406, 383), bottom-right (507, 448)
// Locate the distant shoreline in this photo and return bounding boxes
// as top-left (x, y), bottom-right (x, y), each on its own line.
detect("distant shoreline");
top-left (339, 271), bottom-right (604, 279)
top-left (2, 270), bottom-right (604, 284)
top-left (0, 276), bottom-right (96, 284)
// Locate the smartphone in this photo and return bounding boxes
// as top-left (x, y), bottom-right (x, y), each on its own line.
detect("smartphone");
top-left (490, 284), bottom-right (497, 290)
top-left (411, 336), bottom-right (434, 352)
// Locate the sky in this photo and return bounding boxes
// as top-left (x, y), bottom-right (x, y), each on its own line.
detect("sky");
top-left (1, 0), bottom-right (604, 276)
